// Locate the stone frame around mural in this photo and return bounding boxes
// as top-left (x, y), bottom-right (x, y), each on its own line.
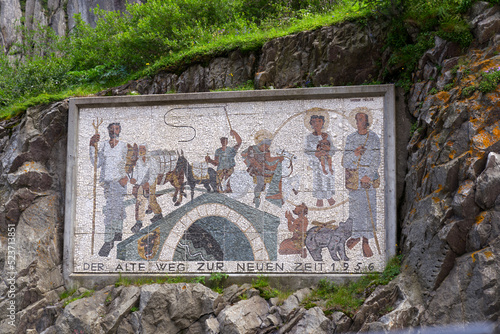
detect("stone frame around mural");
top-left (63, 86), bottom-right (396, 284)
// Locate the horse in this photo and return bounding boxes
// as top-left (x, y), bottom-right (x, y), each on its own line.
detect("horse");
top-left (149, 149), bottom-right (187, 208)
top-left (176, 153), bottom-right (218, 201)
top-left (126, 146), bottom-right (187, 211)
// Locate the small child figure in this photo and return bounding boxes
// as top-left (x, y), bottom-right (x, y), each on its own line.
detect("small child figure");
top-left (316, 133), bottom-right (334, 175)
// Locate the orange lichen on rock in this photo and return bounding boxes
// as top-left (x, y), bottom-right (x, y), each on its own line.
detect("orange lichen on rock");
top-left (457, 181), bottom-right (473, 195)
top-left (471, 249), bottom-right (483, 262)
top-left (493, 126), bottom-right (500, 138)
top-left (430, 185), bottom-right (444, 203)
top-left (476, 58), bottom-right (498, 71)
top-left (473, 150), bottom-right (485, 159)
top-left (471, 248), bottom-right (494, 262)
top-left (472, 121), bottom-right (500, 150)
top-left (475, 211), bottom-right (487, 225)
top-left (455, 150), bottom-right (472, 161)
top-left (436, 91), bottom-right (450, 103)
top-left (416, 192), bottom-right (422, 201)
top-left (486, 91), bottom-right (500, 107)
top-left (449, 150), bottom-right (456, 160)
top-left (470, 117), bottom-right (481, 128)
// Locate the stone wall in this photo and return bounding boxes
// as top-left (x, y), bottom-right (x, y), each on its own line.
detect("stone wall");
top-left (0, 1), bottom-right (499, 333)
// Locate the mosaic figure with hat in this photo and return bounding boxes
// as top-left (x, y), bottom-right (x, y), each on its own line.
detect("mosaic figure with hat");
top-left (241, 129), bottom-right (285, 208)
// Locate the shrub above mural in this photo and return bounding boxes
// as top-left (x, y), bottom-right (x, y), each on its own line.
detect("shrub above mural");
top-left (4, 0), bottom-right (494, 120)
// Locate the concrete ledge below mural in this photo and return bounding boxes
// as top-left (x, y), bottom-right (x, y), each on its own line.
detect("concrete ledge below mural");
top-left (64, 86), bottom-right (396, 280)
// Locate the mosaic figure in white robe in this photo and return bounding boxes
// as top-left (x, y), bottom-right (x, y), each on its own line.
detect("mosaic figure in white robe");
top-left (343, 111), bottom-right (381, 258)
top-left (89, 123), bottom-right (129, 257)
top-left (304, 110), bottom-right (336, 207)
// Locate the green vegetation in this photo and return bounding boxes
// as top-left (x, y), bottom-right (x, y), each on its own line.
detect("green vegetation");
top-left (105, 292), bottom-right (113, 305)
top-left (1, 0), bottom-right (498, 120)
top-left (461, 84), bottom-right (477, 97)
top-left (59, 256), bottom-right (402, 312)
top-left (276, 289), bottom-right (293, 304)
top-left (443, 82), bottom-right (455, 91)
top-left (252, 275), bottom-right (279, 299)
top-left (208, 272), bottom-right (229, 293)
top-left (1, 0), bottom-right (369, 120)
top-left (409, 121), bottom-right (419, 137)
top-left (458, 66), bottom-right (499, 98)
top-left (210, 80), bottom-right (255, 92)
top-left (250, 275), bottom-right (291, 302)
top-left (303, 255), bottom-right (402, 317)
top-left (59, 288), bottom-right (95, 308)
top-left (478, 67), bottom-right (500, 93)
top-left (378, 0), bottom-right (483, 92)
top-left (59, 287), bottom-right (78, 300)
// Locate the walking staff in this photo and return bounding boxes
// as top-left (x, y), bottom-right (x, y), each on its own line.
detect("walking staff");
top-left (91, 117), bottom-right (103, 255)
top-left (365, 189), bottom-right (381, 255)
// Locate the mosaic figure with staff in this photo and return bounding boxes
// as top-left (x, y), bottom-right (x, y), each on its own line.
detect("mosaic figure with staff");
top-left (89, 122), bottom-right (129, 257)
top-left (342, 107), bottom-right (381, 258)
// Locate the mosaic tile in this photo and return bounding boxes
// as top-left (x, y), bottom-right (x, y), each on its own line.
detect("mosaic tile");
top-left (70, 93), bottom-right (392, 275)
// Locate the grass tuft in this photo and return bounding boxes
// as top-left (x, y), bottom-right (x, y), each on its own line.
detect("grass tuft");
top-left (251, 275), bottom-right (280, 300)
top-left (62, 289), bottom-right (95, 308)
top-left (302, 254), bottom-right (402, 317)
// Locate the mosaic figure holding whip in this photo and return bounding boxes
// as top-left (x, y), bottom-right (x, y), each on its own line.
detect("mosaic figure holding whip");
top-left (205, 108), bottom-right (242, 193)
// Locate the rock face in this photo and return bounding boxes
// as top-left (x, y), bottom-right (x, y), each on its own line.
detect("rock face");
top-left (256, 21), bottom-right (386, 88)
top-left (66, 0), bottom-right (144, 31)
top-left (397, 1), bottom-right (500, 327)
top-left (100, 18), bottom-right (390, 95)
top-left (0, 0), bottom-right (22, 54)
top-left (0, 0), bottom-right (145, 54)
top-left (1, 1), bottom-right (500, 333)
top-left (36, 284), bottom-right (335, 334)
top-left (0, 101), bottom-right (68, 333)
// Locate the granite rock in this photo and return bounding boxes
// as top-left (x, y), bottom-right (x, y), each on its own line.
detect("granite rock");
top-left (217, 295), bottom-right (269, 334)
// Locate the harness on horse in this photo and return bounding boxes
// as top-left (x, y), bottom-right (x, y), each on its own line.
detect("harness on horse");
top-left (151, 150), bottom-right (178, 184)
top-left (191, 162), bottom-right (210, 181)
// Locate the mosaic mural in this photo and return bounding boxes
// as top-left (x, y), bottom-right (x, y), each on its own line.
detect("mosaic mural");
top-left (71, 95), bottom-right (390, 274)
